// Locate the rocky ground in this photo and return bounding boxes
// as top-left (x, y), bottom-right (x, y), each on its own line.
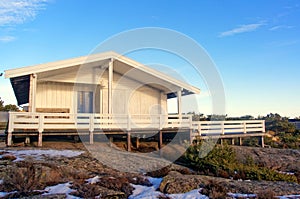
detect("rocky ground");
top-left (0, 141), bottom-right (300, 198)
top-left (234, 146), bottom-right (300, 172)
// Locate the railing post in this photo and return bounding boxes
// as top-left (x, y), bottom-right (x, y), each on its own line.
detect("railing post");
top-left (8, 112), bottom-right (14, 133)
top-left (159, 115), bottom-right (163, 130)
top-left (89, 115), bottom-right (94, 144)
top-left (243, 121), bottom-right (247, 134)
top-left (127, 115), bottom-right (131, 131)
top-left (262, 120), bottom-right (265, 132)
top-left (189, 115), bottom-right (193, 129)
top-left (7, 112), bottom-right (14, 146)
top-left (198, 122), bottom-right (202, 136)
top-left (38, 114), bottom-right (44, 133)
top-left (89, 114), bottom-right (94, 132)
top-left (221, 121), bottom-right (225, 135)
top-left (38, 114), bottom-right (44, 147)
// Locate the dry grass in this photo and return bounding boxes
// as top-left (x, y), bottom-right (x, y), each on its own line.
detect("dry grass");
top-left (0, 162), bottom-right (43, 197)
top-left (256, 189), bottom-right (276, 199)
top-left (200, 179), bottom-right (228, 199)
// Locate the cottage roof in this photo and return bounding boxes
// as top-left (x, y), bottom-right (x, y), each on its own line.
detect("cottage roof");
top-left (5, 51), bottom-right (200, 105)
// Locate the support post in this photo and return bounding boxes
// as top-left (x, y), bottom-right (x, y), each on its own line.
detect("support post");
top-left (220, 138), bottom-right (224, 145)
top-left (177, 90), bottom-right (182, 118)
top-left (108, 59), bottom-right (113, 115)
top-left (7, 131), bottom-right (12, 146)
top-left (127, 132), bottom-right (131, 152)
top-left (109, 136), bottom-right (113, 147)
top-left (25, 137), bottom-right (30, 144)
top-left (29, 74), bottom-right (37, 112)
top-left (231, 138), bottom-right (235, 145)
top-left (239, 137), bottom-right (243, 146)
top-left (38, 132), bottom-right (43, 147)
top-left (158, 130), bottom-right (163, 149)
top-left (259, 136), bottom-right (265, 148)
top-left (135, 137), bottom-right (140, 149)
top-left (89, 131), bottom-right (94, 144)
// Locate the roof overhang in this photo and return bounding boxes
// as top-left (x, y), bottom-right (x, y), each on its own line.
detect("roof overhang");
top-left (10, 75), bottom-right (30, 105)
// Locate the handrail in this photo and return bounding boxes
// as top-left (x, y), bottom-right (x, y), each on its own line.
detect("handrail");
top-left (7, 112), bottom-right (265, 139)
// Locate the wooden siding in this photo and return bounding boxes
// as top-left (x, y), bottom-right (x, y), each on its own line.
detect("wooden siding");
top-left (36, 81), bottom-right (74, 113)
top-left (35, 69), bottom-right (168, 115)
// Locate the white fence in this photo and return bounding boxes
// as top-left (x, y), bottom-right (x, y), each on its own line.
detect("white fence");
top-left (192, 120), bottom-right (265, 137)
top-left (7, 112), bottom-right (265, 136)
top-left (7, 112), bottom-right (192, 132)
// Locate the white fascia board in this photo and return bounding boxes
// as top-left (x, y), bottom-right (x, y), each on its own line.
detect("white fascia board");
top-left (4, 51), bottom-right (115, 79)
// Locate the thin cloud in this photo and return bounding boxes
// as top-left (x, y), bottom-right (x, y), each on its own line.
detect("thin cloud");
top-left (0, 35), bottom-right (16, 42)
top-left (0, 0), bottom-right (50, 26)
top-left (219, 22), bottom-right (265, 37)
top-left (269, 25), bottom-right (294, 31)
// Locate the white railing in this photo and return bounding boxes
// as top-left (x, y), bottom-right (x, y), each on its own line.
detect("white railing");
top-left (7, 112), bottom-right (192, 132)
top-left (7, 112), bottom-right (265, 137)
top-left (192, 120), bottom-right (265, 137)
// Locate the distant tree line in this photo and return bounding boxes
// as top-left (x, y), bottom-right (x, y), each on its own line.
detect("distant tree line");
top-left (0, 97), bottom-right (19, 112)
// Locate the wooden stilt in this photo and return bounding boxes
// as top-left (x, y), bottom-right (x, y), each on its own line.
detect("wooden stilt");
top-left (220, 138), bottom-right (223, 145)
top-left (239, 137), bottom-right (243, 146)
top-left (109, 136), bottom-right (113, 147)
top-left (25, 137), bottom-right (30, 144)
top-left (259, 136), bottom-right (265, 148)
top-left (127, 132), bottom-right (131, 152)
top-left (135, 137), bottom-right (140, 149)
top-left (231, 138), bottom-right (235, 145)
top-left (158, 131), bottom-right (163, 149)
top-left (38, 132), bottom-right (43, 147)
top-left (89, 131), bottom-right (94, 144)
top-left (7, 131), bottom-right (12, 146)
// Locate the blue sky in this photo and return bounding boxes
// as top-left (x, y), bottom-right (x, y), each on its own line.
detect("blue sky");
top-left (0, 0), bottom-right (299, 117)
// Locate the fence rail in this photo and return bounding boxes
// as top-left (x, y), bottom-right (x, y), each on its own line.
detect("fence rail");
top-left (191, 120), bottom-right (265, 138)
top-left (7, 112), bottom-right (265, 135)
top-left (8, 112), bottom-right (192, 132)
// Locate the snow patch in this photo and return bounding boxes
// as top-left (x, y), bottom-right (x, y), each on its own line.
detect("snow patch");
top-left (228, 193), bottom-right (256, 198)
top-left (43, 182), bottom-right (79, 199)
top-left (168, 189), bottom-right (208, 199)
top-left (3, 149), bottom-right (84, 161)
top-left (0, 192), bottom-right (8, 198)
top-left (277, 195), bottom-right (300, 199)
top-left (129, 177), bottom-right (208, 199)
top-left (86, 176), bottom-right (101, 184)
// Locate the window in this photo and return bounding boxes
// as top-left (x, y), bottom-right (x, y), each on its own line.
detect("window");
top-left (77, 91), bottom-right (93, 113)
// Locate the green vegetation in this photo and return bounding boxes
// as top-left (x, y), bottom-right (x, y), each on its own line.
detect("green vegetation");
top-left (182, 142), bottom-right (298, 183)
top-left (0, 97), bottom-right (19, 112)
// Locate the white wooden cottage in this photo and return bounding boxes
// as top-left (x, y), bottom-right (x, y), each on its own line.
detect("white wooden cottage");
top-left (4, 51), bottom-right (265, 148)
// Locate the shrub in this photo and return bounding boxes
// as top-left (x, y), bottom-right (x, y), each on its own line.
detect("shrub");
top-left (200, 180), bottom-right (228, 199)
top-left (256, 189), bottom-right (276, 199)
top-left (0, 162), bottom-right (43, 197)
top-left (183, 143), bottom-right (298, 183)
